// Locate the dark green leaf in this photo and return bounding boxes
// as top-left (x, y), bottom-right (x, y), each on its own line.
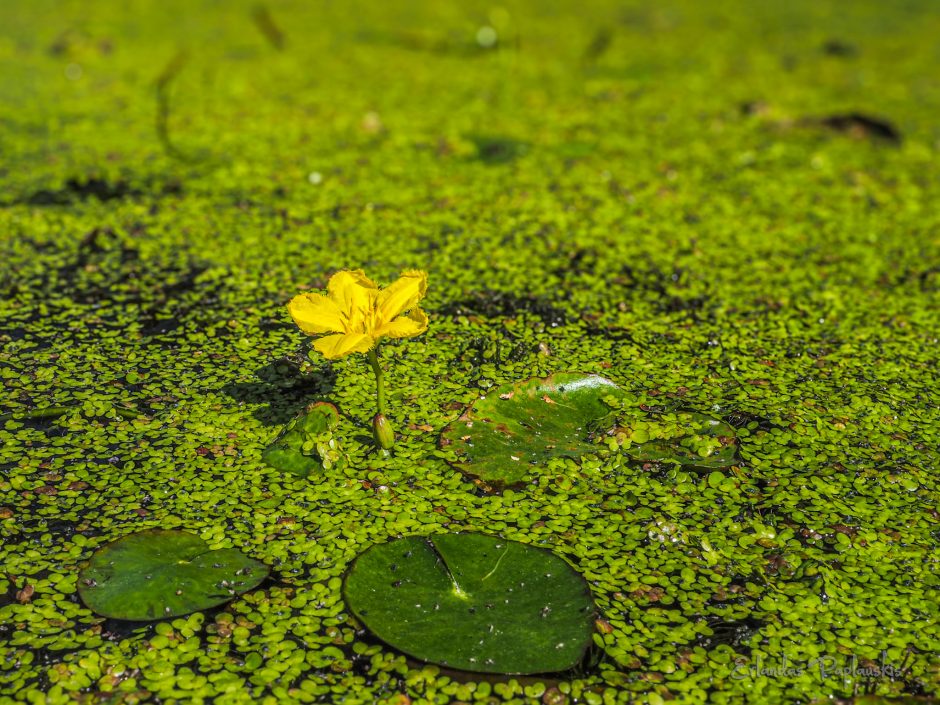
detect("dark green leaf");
top-left (626, 412), bottom-right (738, 469)
top-left (343, 533), bottom-right (596, 674)
top-left (78, 530), bottom-right (269, 620)
top-left (440, 373), bottom-right (627, 487)
top-left (261, 401), bottom-right (342, 476)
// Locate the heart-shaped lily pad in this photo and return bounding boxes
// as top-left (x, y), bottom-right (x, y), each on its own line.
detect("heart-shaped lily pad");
top-left (262, 401), bottom-right (342, 476)
top-left (624, 412), bottom-right (738, 469)
top-left (440, 373), bottom-right (627, 487)
top-left (78, 530), bottom-right (269, 620)
top-left (343, 533), bottom-right (596, 674)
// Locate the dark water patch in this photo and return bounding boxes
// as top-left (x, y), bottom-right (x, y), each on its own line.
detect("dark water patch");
top-left (151, 264), bottom-right (210, 299)
top-left (83, 592), bottom-right (278, 645)
top-left (579, 323), bottom-right (639, 344)
top-left (223, 359), bottom-right (337, 427)
top-left (92, 619), bottom-right (155, 643)
top-left (806, 113), bottom-right (901, 144)
top-left (74, 228), bottom-right (136, 268)
top-left (821, 39), bottom-right (857, 57)
top-left (658, 293), bottom-right (709, 315)
top-left (45, 231), bottom-right (212, 312)
top-left (455, 332), bottom-right (534, 369)
top-left (258, 317), bottom-right (290, 331)
top-left (721, 409), bottom-right (779, 432)
top-left (468, 135), bottom-right (529, 164)
top-left (8, 178), bottom-right (182, 207)
top-left (136, 263), bottom-right (215, 340)
top-left (438, 290), bottom-right (568, 327)
top-left (695, 615), bottom-right (765, 653)
top-left (48, 28), bottom-right (114, 58)
top-left (600, 261), bottom-right (713, 318)
top-left (16, 517), bottom-right (82, 539)
top-left (34, 230), bottom-right (223, 346)
top-left (554, 247), bottom-right (597, 278)
top-left (23, 178), bottom-right (141, 205)
top-left (879, 263), bottom-right (940, 293)
top-left (139, 316), bottom-right (185, 338)
top-left (917, 266), bottom-right (940, 292)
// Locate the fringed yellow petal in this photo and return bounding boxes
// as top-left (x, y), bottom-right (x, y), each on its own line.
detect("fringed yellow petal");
top-left (328, 269), bottom-right (378, 291)
top-left (326, 270), bottom-right (378, 332)
top-left (287, 293), bottom-right (346, 335)
top-left (292, 268), bottom-right (429, 361)
top-left (312, 333), bottom-right (375, 359)
top-left (375, 308), bottom-right (428, 340)
top-left (328, 270), bottom-right (377, 304)
top-left (376, 270), bottom-right (428, 323)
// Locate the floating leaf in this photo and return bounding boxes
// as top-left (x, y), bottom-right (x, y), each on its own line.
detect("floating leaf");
top-left (343, 533), bottom-right (595, 674)
top-left (262, 401), bottom-right (342, 476)
top-left (625, 412), bottom-right (738, 469)
top-left (78, 530), bottom-right (268, 620)
top-left (440, 373), bottom-right (627, 487)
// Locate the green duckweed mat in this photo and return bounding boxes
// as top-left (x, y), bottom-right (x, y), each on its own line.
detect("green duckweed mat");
top-left (1, 0), bottom-right (939, 703)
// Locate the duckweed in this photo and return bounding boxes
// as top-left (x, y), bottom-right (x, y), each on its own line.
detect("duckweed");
top-left (1, 0), bottom-right (939, 703)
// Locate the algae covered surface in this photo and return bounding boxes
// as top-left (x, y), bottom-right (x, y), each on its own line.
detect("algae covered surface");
top-left (1, 0), bottom-right (940, 703)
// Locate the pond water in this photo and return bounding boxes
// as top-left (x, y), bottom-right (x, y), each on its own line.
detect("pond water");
top-left (2, 0), bottom-right (939, 703)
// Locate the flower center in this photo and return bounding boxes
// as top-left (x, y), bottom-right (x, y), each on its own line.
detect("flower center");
top-left (342, 293), bottom-right (382, 335)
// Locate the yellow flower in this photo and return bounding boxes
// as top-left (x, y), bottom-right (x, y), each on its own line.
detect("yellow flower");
top-left (287, 269), bottom-right (428, 359)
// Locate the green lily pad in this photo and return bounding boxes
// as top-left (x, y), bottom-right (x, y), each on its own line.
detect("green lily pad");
top-left (343, 533), bottom-right (596, 674)
top-left (261, 401), bottom-right (342, 476)
top-left (625, 412), bottom-right (738, 469)
top-left (440, 373), bottom-right (627, 487)
top-left (78, 530), bottom-right (269, 620)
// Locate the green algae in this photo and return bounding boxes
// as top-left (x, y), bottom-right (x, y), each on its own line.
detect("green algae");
top-left (1, 0), bottom-right (940, 703)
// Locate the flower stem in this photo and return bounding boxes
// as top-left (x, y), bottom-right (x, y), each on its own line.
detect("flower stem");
top-left (367, 347), bottom-right (385, 415)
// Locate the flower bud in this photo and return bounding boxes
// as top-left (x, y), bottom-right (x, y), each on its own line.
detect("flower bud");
top-left (372, 413), bottom-right (395, 450)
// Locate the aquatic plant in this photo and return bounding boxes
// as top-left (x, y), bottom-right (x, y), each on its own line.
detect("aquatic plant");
top-left (287, 269), bottom-right (428, 449)
top-left (78, 530), bottom-right (268, 620)
top-left (344, 533), bottom-right (596, 674)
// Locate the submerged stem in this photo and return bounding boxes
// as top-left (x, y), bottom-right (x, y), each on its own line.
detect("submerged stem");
top-left (367, 347), bottom-right (385, 415)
